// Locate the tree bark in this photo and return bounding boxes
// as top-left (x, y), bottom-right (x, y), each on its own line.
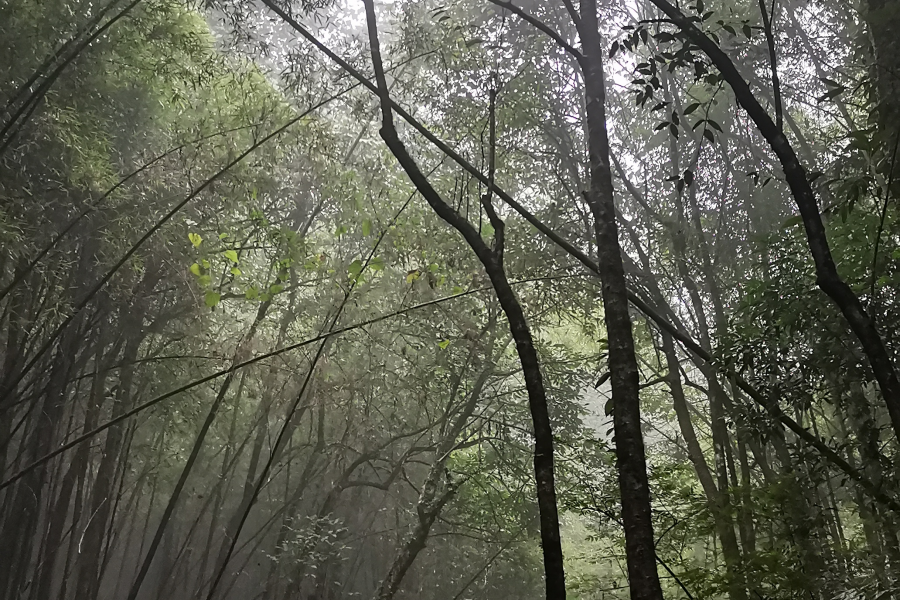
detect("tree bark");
top-left (578, 1), bottom-right (664, 597)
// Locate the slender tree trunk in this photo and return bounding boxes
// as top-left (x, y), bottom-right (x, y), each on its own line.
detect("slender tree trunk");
top-left (660, 332), bottom-right (747, 600)
top-left (73, 335), bottom-right (141, 600)
top-left (578, 2), bottom-right (663, 597)
top-left (373, 361), bottom-right (494, 600)
top-left (32, 336), bottom-right (117, 600)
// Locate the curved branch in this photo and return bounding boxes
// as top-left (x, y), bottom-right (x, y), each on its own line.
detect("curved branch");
top-left (486, 0), bottom-right (583, 60)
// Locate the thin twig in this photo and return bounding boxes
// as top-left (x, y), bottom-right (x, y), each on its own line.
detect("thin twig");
top-left (757, 0), bottom-right (782, 130)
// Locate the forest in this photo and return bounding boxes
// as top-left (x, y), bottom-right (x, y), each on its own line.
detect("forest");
top-left (1, 0), bottom-right (899, 598)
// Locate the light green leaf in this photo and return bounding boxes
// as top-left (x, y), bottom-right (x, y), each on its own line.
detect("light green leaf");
top-left (189, 232), bottom-right (203, 248)
top-left (190, 263), bottom-right (201, 276)
top-left (230, 267), bottom-right (242, 276)
top-left (204, 291), bottom-right (220, 308)
top-left (245, 286), bottom-right (259, 300)
top-left (362, 219), bottom-right (372, 237)
top-left (438, 339), bottom-right (451, 349)
top-left (369, 256), bottom-right (385, 271)
top-left (482, 223), bottom-right (495, 238)
top-left (269, 284), bottom-right (284, 295)
top-left (224, 249), bottom-right (239, 263)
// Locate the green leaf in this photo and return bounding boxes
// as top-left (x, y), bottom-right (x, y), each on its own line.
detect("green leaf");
top-left (204, 291), bottom-right (220, 308)
top-left (703, 128), bottom-right (716, 144)
top-left (816, 86), bottom-right (846, 103)
top-left (348, 259), bottom-right (363, 278)
top-left (334, 225), bottom-right (347, 236)
top-left (230, 267), bottom-right (242, 276)
top-left (269, 284), bottom-right (284, 295)
top-left (452, 286), bottom-right (465, 294)
top-left (604, 398), bottom-right (614, 416)
top-left (189, 232), bottom-right (203, 248)
top-left (190, 263), bottom-right (201, 276)
top-left (782, 215), bottom-right (804, 229)
top-left (369, 256), bottom-right (385, 271)
top-left (406, 270), bottom-right (420, 284)
top-left (198, 274), bottom-right (211, 287)
top-left (438, 339), bottom-right (451, 349)
top-left (224, 249), bottom-right (239, 263)
top-left (482, 223), bottom-right (495, 238)
top-left (683, 102), bottom-right (700, 115)
top-left (361, 219), bottom-right (372, 237)
top-left (892, 248), bottom-right (900, 260)
top-left (245, 286), bottom-right (259, 300)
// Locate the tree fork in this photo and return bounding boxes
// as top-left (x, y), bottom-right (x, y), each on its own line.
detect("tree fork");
top-left (362, 2), bottom-right (566, 597)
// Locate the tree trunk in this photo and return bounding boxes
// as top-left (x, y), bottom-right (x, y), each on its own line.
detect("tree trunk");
top-left (578, 2), bottom-right (663, 597)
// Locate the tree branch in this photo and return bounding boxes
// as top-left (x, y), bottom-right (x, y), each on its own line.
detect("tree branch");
top-left (646, 0), bottom-right (900, 446)
top-left (486, 0), bottom-right (583, 61)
